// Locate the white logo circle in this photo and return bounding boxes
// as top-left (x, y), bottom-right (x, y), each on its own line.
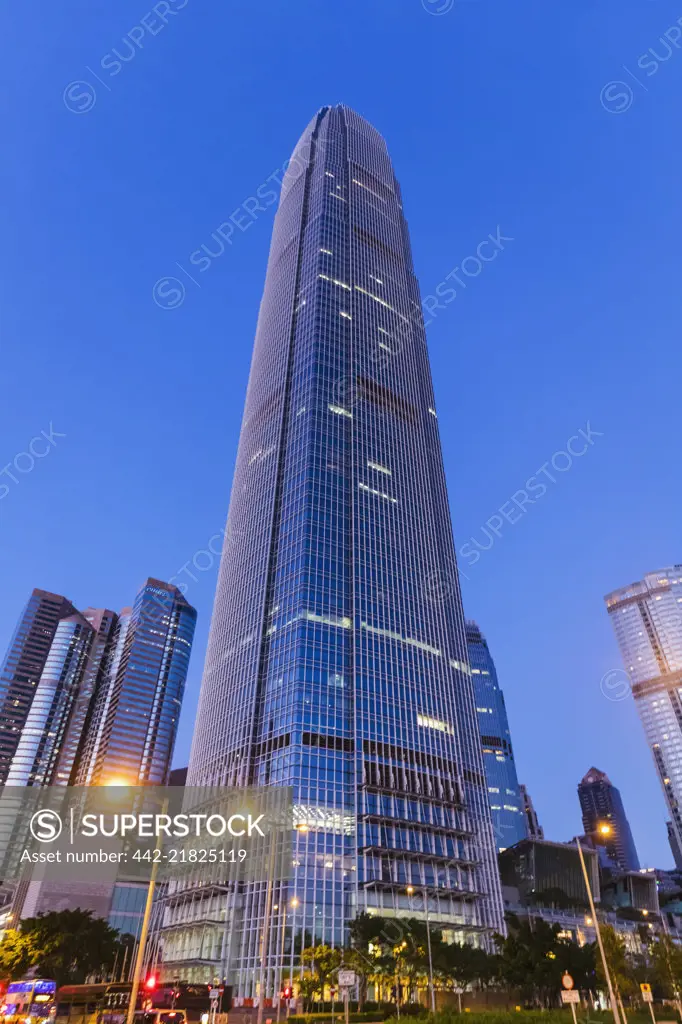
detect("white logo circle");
top-left (30, 809), bottom-right (63, 843)
top-left (600, 668), bottom-right (631, 702)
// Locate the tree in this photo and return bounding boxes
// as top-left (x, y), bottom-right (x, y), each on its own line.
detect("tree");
top-left (340, 948), bottom-right (374, 1010)
top-left (597, 925), bottom-right (636, 1015)
top-left (0, 909), bottom-right (123, 985)
top-left (496, 915), bottom-right (594, 1007)
top-left (0, 929), bottom-right (37, 980)
top-left (300, 944), bottom-right (343, 1001)
top-left (650, 934), bottom-right (682, 1003)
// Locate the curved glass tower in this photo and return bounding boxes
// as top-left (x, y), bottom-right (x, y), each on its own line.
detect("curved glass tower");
top-left (605, 566), bottom-right (682, 856)
top-left (165, 105), bottom-right (504, 991)
top-left (465, 621), bottom-right (526, 851)
top-left (5, 613), bottom-right (95, 786)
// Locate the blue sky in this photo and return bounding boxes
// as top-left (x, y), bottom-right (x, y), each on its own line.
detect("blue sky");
top-left (2, 0), bottom-right (681, 866)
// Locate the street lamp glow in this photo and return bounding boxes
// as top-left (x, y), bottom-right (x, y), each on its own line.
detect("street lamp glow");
top-left (599, 824), bottom-right (612, 835)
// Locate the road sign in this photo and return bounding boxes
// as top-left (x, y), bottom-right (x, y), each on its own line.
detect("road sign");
top-left (641, 984), bottom-right (653, 1003)
top-left (561, 991), bottom-right (580, 1004)
top-left (562, 974), bottom-right (574, 990)
top-left (338, 972), bottom-right (357, 988)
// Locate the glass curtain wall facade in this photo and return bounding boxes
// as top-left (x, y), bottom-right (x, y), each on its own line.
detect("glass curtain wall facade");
top-left (74, 580), bottom-right (196, 787)
top-left (465, 621), bottom-right (526, 851)
top-left (606, 567), bottom-right (682, 857)
top-left (0, 579), bottom-right (195, 791)
top-left (5, 613), bottom-right (96, 786)
top-left (163, 105), bottom-right (504, 992)
top-left (0, 590), bottom-right (77, 783)
top-left (53, 608), bottom-right (120, 784)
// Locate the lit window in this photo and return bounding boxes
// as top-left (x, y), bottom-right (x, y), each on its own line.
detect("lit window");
top-left (352, 178), bottom-right (386, 202)
top-left (367, 460), bottom-right (391, 476)
top-left (354, 284), bottom-right (404, 317)
top-left (328, 404), bottom-right (352, 418)
top-left (417, 713), bottom-right (453, 734)
top-left (303, 611), bottom-right (351, 629)
top-left (319, 273), bottom-right (350, 291)
top-left (449, 659), bottom-right (471, 675)
top-left (358, 482), bottom-right (397, 504)
top-left (362, 621), bottom-right (440, 657)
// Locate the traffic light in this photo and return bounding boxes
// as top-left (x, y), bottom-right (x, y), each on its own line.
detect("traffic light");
top-left (281, 987), bottom-right (292, 1000)
top-left (144, 976), bottom-right (157, 991)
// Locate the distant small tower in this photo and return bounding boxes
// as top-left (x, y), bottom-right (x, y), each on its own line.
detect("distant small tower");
top-left (519, 783), bottom-right (544, 839)
top-left (578, 767), bottom-right (640, 872)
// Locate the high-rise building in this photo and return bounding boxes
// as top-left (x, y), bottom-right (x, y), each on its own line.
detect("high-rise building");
top-left (2, 580), bottom-right (196, 926)
top-left (162, 105), bottom-right (504, 991)
top-left (73, 580), bottom-right (196, 787)
top-left (605, 566), bottom-right (682, 855)
top-left (520, 784), bottom-right (544, 840)
top-left (577, 767), bottom-right (640, 873)
top-left (0, 589), bottom-right (77, 783)
top-left (1, 579), bottom-right (196, 788)
top-left (5, 610), bottom-right (98, 787)
top-left (465, 621), bottom-right (526, 851)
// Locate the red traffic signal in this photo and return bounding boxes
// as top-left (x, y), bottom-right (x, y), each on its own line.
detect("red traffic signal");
top-left (144, 976), bottom-right (157, 991)
top-left (281, 988), bottom-right (292, 1000)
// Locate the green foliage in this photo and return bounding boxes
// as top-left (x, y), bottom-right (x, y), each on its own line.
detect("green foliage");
top-left (0, 928), bottom-right (37, 980)
top-left (299, 913), bottom-right (600, 1010)
top-left (649, 932), bottom-right (682, 998)
top-left (0, 908), bottom-right (125, 985)
top-left (287, 1015), bottom-right (384, 1023)
top-left (595, 925), bottom-right (636, 1001)
top-left (495, 916), bottom-right (596, 1005)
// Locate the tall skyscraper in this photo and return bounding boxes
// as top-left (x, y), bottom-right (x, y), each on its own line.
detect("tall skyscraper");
top-left (578, 767), bottom-right (640, 873)
top-left (465, 621), bottom-right (526, 851)
top-left (163, 105), bottom-right (504, 991)
top-left (0, 589), bottom-right (77, 783)
top-left (2, 580), bottom-right (196, 926)
top-left (73, 580), bottom-right (196, 787)
top-left (5, 610), bottom-right (99, 787)
top-left (520, 784), bottom-right (544, 840)
top-left (605, 566), bottom-right (682, 855)
top-left (1, 579), bottom-right (196, 788)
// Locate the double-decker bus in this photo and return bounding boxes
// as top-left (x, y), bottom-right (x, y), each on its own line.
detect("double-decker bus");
top-left (54, 982), bottom-right (217, 1024)
top-left (2, 980), bottom-right (57, 1023)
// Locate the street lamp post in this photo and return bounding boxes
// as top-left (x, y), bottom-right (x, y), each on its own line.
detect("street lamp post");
top-left (276, 897), bottom-right (298, 1023)
top-left (125, 799), bottom-right (168, 1024)
top-left (576, 837), bottom-right (621, 1024)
